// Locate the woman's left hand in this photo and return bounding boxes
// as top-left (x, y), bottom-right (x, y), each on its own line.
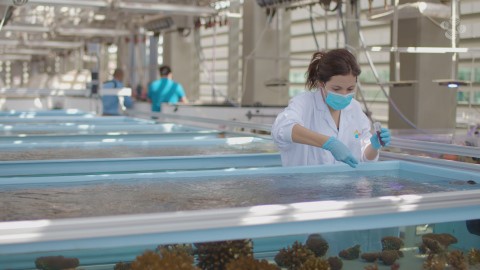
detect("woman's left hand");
top-left (370, 127), bottom-right (391, 149)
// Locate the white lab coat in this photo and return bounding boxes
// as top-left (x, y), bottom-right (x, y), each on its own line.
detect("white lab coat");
top-left (271, 90), bottom-right (378, 166)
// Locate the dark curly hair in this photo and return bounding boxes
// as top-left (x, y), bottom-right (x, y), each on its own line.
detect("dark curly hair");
top-left (159, 65), bottom-right (172, 77)
top-left (305, 48), bottom-right (361, 90)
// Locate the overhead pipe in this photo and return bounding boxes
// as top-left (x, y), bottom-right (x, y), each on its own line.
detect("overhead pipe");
top-left (1, 48), bottom-right (50, 55)
top-left (19, 0), bottom-right (216, 16)
top-left (56, 27), bottom-right (131, 37)
top-left (27, 0), bottom-right (108, 8)
top-left (3, 24), bottom-right (49, 32)
top-left (450, 0), bottom-right (458, 81)
top-left (116, 1), bottom-right (217, 17)
top-left (26, 40), bottom-right (83, 49)
top-left (3, 24), bottom-right (132, 37)
top-left (392, 0), bottom-right (400, 82)
top-left (0, 39), bottom-right (20, 46)
top-left (0, 54), bottom-right (31, 61)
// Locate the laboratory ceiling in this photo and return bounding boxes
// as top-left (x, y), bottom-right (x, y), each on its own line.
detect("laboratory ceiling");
top-left (0, 0), bottom-right (222, 58)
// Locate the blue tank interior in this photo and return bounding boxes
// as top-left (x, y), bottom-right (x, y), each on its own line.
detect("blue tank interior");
top-left (0, 115), bottom-right (155, 124)
top-left (0, 153), bottom-right (282, 177)
top-left (0, 109), bottom-right (93, 117)
top-left (0, 131), bottom-right (241, 144)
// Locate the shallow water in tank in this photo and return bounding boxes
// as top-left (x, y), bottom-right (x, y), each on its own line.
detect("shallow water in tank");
top-left (1, 170), bottom-right (477, 222)
top-left (0, 141), bottom-right (278, 161)
top-left (0, 123), bottom-right (205, 136)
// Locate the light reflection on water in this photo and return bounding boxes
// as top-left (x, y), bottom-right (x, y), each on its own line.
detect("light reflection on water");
top-left (1, 170), bottom-right (474, 222)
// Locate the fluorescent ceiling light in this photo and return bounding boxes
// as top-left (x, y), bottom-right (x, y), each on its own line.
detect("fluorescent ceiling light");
top-left (93, 14), bottom-right (106, 21)
top-left (368, 46), bottom-right (473, 54)
top-left (107, 46), bottom-right (117, 54)
top-left (82, 54), bottom-right (97, 62)
top-left (433, 79), bottom-right (471, 88)
top-left (3, 24), bottom-right (50, 33)
top-left (226, 12), bottom-right (242, 18)
top-left (27, 40), bottom-right (83, 49)
top-left (57, 27), bottom-right (131, 37)
top-left (28, 0), bottom-right (108, 8)
top-left (213, 1), bottom-right (229, 10)
top-left (117, 2), bottom-right (216, 17)
top-left (406, 47), bottom-right (469, 53)
top-left (370, 46), bottom-right (384, 52)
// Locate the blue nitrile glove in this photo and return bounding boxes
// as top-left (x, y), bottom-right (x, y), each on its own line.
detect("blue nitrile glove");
top-left (370, 127), bottom-right (391, 150)
top-left (322, 137), bottom-right (359, 168)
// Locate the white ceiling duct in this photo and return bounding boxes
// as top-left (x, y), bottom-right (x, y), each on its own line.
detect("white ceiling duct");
top-left (2, 48), bottom-right (50, 55)
top-left (368, 2), bottom-right (451, 21)
top-left (27, 0), bottom-right (108, 8)
top-left (117, 1), bottom-right (217, 17)
top-left (27, 40), bottom-right (83, 49)
top-left (20, 0), bottom-right (217, 17)
top-left (57, 27), bottom-right (131, 37)
top-left (3, 24), bottom-right (50, 33)
top-left (0, 54), bottom-right (31, 61)
top-left (0, 39), bottom-right (20, 46)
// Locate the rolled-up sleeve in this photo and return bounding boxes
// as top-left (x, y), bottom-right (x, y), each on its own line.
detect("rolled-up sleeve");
top-left (271, 96), bottom-right (306, 150)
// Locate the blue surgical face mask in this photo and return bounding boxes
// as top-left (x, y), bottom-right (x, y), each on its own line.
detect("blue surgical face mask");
top-left (324, 90), bottom-right (355, 110)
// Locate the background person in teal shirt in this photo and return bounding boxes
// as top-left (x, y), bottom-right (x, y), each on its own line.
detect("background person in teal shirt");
top-left (101, 68), bottom-right (134, 116)
top-left (148, 65), bottom-right (187, 112)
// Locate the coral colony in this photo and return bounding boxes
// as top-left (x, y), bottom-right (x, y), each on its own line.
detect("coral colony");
top-left (33, 233), bottom-right (480, 270)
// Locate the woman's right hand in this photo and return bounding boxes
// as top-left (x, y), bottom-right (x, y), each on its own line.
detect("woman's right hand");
top-left (322, 137), bottom-right (358, 168)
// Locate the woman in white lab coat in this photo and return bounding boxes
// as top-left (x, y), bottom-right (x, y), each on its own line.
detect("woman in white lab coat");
top-left (272, 48), bottom-right (390, 167)
top-left (272, 49), bottom-right (395, 256)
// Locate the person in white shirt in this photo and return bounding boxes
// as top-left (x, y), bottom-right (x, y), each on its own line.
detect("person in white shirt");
top-left (272, 48), bottom-right (390, 168)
